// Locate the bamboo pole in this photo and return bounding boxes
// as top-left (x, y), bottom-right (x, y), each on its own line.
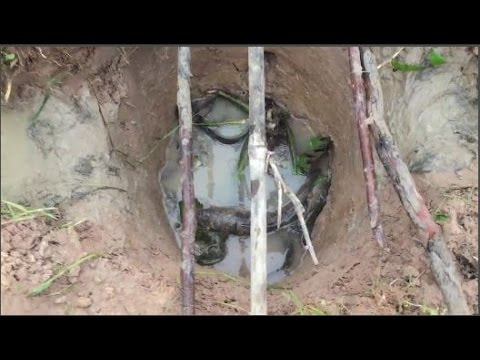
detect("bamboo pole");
top-left (348, 47), bottom-right (386, 248)
top-left (361, 48), bottom-right (469, 314)
top-left (177, 47), bottom-right (196, 315)
top-left (248, 47), bottom-right (268, 315)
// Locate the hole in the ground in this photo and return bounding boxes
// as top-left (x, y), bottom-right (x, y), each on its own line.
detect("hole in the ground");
top-left (160, 90), bottom-right (333, 284)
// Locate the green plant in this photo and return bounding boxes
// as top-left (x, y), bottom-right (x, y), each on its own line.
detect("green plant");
top-left (2, 51), bottom-right (16, 62)
top-left (391, 60), bottom-right (425, 72)
top-left (28, 253), bottom-right (101, 297)
top-left (308, 136), bottom-right (330, 152)
top-left (314, 174), bottom-right (330, 186)
top-left (236, 137), bottom-right (249, 177)
top-left (434, 210), bottom-right (449, 223)
top-left (283, 290), bottom-right (329, 315)
top-left (1, 200), bottom-right (58, 226)
top-left (402, 300), bottom-right (443, 315)
top-left (391, 49), bottom-right (447, 72)
top-left (295, 154), bottom-right (311, 175)
top-left (428, 50), bottom-right (446, 66)
top-left (30, 71), bottom-right (68, 122)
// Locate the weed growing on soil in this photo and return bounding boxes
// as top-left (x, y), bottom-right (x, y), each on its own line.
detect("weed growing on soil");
top-left (433, 210), bottom-right (449, 223)
top-left (1, 200), bottom-right (58, 226)
top-left (401, 300), bottom-right (446, 315)
top-left (392, 49), bottom-right (447, 72)
top-left (29, 253), bottom-right (101, 297)
top-left (283, 290), bottom-right (329, 315)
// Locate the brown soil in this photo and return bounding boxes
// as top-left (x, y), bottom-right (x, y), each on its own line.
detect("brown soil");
top-left (1, 46), bottom-right (477, 315)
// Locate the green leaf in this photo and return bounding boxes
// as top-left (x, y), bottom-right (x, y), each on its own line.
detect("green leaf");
top-left (295, 154), bottom-right (310, 175)
top-left (434, 211), bottom-right (449, 223)
top-left (314, 175), bottom-right (329, 187)
top-left (308, 136), bottom-right (330, 152)
top-left (3, 52), bottom-right (16, 61)
top-left (29, 279), bottom-right (54, 297)
top-left (237, 137), bottom-right (249, 177)
top-left (391, 60), bottom-right (425, 72)
top-left (422, 306), bottom-right (439, 316)
top-left (428, 50), bottom-right (446, 66)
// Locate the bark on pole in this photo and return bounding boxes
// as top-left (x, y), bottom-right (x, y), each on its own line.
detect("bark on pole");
top-left (348, 47), bottom-right (386, 248)
top-left (248, 47), bottom-right (268, 315)
top-left (177, 47), bottom-right (196, 315)
top-left (361, 48), bottom-right (469, 315)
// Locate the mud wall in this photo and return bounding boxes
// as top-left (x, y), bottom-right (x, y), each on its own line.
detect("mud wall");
top-left (114, 47), bottom-right (371, 279)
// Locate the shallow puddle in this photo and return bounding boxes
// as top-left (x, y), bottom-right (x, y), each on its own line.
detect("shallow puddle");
top-left (159, 93), bottom-right (322, 284)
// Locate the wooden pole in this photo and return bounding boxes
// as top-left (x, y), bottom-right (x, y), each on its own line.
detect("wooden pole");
top-left (177, 47), bottom-right (196, 315)
top-left (348, 47), bottom-right (386, 248)
top-left (248, 47), bottom-right (268, 315)
top-left (361, 48), bottom-right (469, 314)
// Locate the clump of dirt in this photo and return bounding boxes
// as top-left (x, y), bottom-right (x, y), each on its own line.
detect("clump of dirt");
top-left (1, 46), bottom-right (477, 315)
top-left (1, 216), bottom-right (179, 314)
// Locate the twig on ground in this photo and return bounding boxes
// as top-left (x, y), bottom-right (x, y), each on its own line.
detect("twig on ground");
top-left (269, 159), bottom-right (318, 265)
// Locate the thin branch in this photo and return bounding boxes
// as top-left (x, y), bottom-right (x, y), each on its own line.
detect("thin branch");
top-left (248, 47), bottom-right (268, 315)
top-left (269, 160), bottom-right (318, 265)
top-left (361, 48), bottom-right (469, 315)
top-left (177, 47), bottom-right (196, 315)
top-left (376, 47), bottom-right (405, 69)
top-left (348, 47), bottom-right (385, 248)
top-left (276, 178), bottom-right (283, 230)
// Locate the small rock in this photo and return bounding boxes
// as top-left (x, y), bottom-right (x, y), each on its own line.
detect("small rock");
top-left (1, 263), bottom-right (14, 274)
top-left (89, 262), bottom-right (97, 269)
top-left (29, 263), bottom-right (42, 274)
top-left (67, 276), bottom-right (79, 284)
top-left (75, 221), bottom-right (92, 233)
top-left (10, 251), bottom-right (21, 258)
top-left (410, 246), bottom-right (424, 258)
top-left (104, 286), bottom-right (115, 299)
top-left (27, 254), bottom-right (36, 263)
top-left (27, 221), bottom-right (38, 232)
top-left (2, 242), bottom-right (12, 252)
top-left (1, 274), bottom-right (10, 288)
top-left (69, 266), bottom-right (81, 278)
top-left (13, 258), bottom-right (23, 268)
top-left (11, 234), bottom-right (24, 249)
top-left (15, 267), bottom-right (29, 281)
top-left (403, 265), bottom-right (421, 286)
top-left (94, 276), bottom-right (102, 284)
top-left (77, 291), bottom-right (88, 297)
top-left (403, 265), bottom-right (420, 279)
top-left (38, 240), bottom-right (49, 258)
top-left (76, 297), bottom-right (92, 308)
top-left (54, 296), bottom-right (67, 305)
top-left (1, 231), bottom-right (12, 243)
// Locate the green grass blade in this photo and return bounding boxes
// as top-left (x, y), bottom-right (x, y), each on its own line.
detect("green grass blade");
top-left (28, 253), bottom-right (101, 297)
top-left (215, 90), bottom-right (249, 113)
top-left (237, 137), bottom-right (249, 177)
top-left (428, 50), bottom-right (446, 66)
top-left (391, 60), bottom-right (425, 72)
top-left (286, 120), bottom-right (297, 173)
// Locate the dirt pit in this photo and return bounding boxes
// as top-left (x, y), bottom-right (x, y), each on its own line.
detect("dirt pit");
top-left (1, 46), bottom-right (478, 315)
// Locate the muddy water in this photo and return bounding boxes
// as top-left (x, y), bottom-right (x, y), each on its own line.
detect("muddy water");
top-left (159, 97), bottom-right (316, 283)
top-left (0, 106), bottom-right (79, 206)
top-left (1, 87), bottom-right (126, 219)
